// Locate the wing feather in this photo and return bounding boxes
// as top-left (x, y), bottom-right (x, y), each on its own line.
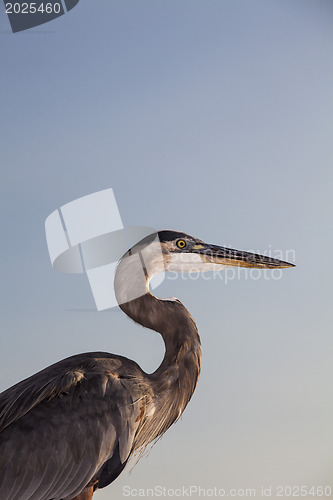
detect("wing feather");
top-left (0, 353), bottom-right (150, 500)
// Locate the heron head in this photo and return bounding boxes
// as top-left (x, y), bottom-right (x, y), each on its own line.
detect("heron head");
top-left (115, 230), bottom-right (294, 305)
top-left (157, 230), bottom-right (295, 273)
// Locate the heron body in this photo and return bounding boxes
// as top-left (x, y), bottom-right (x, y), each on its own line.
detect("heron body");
top-left (0, 230), bottom-right (294, 499)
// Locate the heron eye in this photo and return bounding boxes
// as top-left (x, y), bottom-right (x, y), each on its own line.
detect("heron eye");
top-left (176, 239), bottom-right (186, 249)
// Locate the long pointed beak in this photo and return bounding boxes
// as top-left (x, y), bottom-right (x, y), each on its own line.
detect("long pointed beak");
top-left (193, 243), bottom-right (295, 269)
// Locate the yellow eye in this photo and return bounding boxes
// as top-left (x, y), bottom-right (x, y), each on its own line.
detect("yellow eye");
top-left (176, 239), bottom-right (186, 249)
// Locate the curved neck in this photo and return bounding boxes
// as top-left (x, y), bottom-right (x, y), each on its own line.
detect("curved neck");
top-left (114, 254), bottom-right (202, 424)
top-left (119, 293), bottom-right (201, 373)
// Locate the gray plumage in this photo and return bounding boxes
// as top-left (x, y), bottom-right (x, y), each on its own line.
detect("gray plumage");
top-left (0, 230), bottom-right (294, 499)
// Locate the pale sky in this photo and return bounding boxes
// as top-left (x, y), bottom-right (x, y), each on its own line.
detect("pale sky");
top-left (0, 1), bottom-right (332, 498)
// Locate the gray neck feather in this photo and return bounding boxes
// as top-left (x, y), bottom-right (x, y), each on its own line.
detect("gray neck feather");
top-left (114, 252), bottom-right (202, 439)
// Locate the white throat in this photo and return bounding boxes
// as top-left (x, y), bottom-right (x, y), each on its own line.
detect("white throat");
top-left (114, 240), bottom-right (166, 306)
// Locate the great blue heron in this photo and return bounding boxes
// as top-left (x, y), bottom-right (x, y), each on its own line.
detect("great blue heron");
top-left (0, 230), bottom-right (294, 500)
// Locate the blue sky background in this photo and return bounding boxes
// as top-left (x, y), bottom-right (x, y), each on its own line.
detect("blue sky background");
top-left (0, 1), bottom-right (332, 498)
